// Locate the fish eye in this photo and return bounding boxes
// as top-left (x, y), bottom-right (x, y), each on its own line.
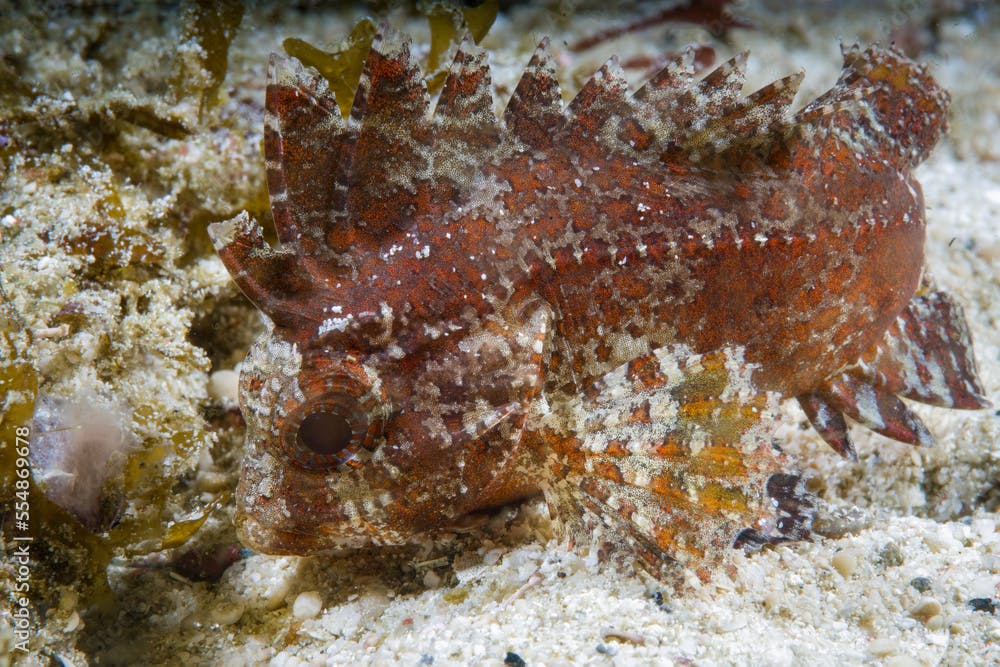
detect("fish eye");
top-left (279, 358), bottom-right (388, 471)
top-left (281, 390), bottom-right (386, 471)
top-left (297, 410), bottom-right (353, 456)
top-left (284, 399), bottom-right (369, 471)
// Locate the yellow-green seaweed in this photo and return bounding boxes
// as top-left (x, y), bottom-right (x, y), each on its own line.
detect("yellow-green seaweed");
top-left (283, 18), bottom-right (377, 120)
top-left (424, 0), bottom-right (499, 93)
top-left (172, 0), bottom-right (245, 116)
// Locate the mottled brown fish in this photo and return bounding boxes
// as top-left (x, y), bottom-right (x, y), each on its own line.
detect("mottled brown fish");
top-left (209, 25), bottom-right (988, 581)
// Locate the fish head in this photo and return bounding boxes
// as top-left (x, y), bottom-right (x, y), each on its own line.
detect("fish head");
top-left (234, 304), bottom-right (547, 555)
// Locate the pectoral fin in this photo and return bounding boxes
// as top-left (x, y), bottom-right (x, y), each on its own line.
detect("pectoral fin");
top-left (532, 345), bottom-right (813, 583)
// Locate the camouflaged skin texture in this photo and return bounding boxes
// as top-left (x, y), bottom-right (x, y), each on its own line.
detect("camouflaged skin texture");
top-left (209, 25), bottom-right (989, 583)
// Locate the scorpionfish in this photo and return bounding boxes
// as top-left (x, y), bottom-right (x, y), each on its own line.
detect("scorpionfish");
top-left (209, 26), bottom-right (989, 581)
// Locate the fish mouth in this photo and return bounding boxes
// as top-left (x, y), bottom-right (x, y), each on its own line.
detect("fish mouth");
top-left (235, 510), bottom-right (377, 556)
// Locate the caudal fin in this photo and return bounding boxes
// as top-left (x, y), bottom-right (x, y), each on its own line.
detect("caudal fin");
top-left (793, 44), bottom-right (950, 169)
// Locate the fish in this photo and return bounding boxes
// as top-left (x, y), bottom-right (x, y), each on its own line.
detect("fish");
top-left (209, 25), bottom-right (989, 582)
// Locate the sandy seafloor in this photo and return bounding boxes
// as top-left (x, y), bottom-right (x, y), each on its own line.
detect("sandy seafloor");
top-left (1, 1), bottom-right (999, 665)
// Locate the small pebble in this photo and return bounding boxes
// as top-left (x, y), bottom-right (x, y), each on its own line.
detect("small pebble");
top-left (909, 576), bottom-right (932, 593)
top-left (58, 590), bottom-right (79, 613)
top-left (422, 570), bottom-right (442, 589)
top-left (878, 542), bottom-right (904, 567)
top-left (196, 470), bottom-right (230, 493)
top-left (977, 240), bottom-right (1000, 262)
top-left (292, 591), bottom-right (324, 619)
top-left (210, 600), bottom-right (245, 626)
top-left (969, 575), bottom-right (998, 598)
top-left (832, 550), bottom-right (858, 578)
top-left (982, 554), bottom-right (1000, 572)
top-left (651, 590), bottom-right (672, 611)
top-left (180, 611), bottom-right (202, 632)
top-left (908, 598), bottom-right (942, 624)
top-left (925, 614), bottom-right (944, 631)
top-left (604, 630), bottom-right (646, 646)
top-left (503, 651), bottom-right (526, 666)
top-left (968, 598), bottom-right (997, 614)
top-left (868, 638), bottom-right (899, 657)
top-left (885, 656), bottom-right (921, 667)
top-left (482, 548), bottom-right (504, 566)
top-left (207, 369), bottom-right (239, 402)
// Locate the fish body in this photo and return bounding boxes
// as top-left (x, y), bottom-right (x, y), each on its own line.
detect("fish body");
top-left (210, 28), bottom-right (987, 580)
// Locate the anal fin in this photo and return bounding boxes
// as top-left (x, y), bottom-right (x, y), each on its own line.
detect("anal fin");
top-left (798, 284), bottom-right (990, 457)
top-left (798, 391), bottom-right (856, 461)
top-left (819, 374), bottom-right (934, 448)
top-left (851, 285), bottom-right (990, 410)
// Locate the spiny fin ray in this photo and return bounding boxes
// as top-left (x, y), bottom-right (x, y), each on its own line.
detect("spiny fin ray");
top-left (432, 36), bottom-right (500, 196)
top-left (662, 51), bottom-right (749, 134)
top-left (345, 24), bottom-right (431, 239)
top-left (693, 50), bottom-right (748, 104)
top-left (208, 213), bottom-right (329, 328)
top-left (503, 38), bottom-right (563, 148)
top-left (265, 54), bottom-right (348, 253)
top-left (633, 47), bottom-right (696, 103)
top-left (678, 70), bottom-right (804, 159)
top-left (562, 57), bottom-right (633, 160)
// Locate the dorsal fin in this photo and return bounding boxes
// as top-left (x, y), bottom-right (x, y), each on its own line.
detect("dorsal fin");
top-left (503, 38), bottom-right (563, 149)
top-left (725, 71), bottom-right (804, 146)
top-left (343, 24), bottom-right (431, 241)
top-left (566, 57), bottom-right (628, 119)
top-left (208, 212), bottom-right (330, 329)
top-left (688, 51), bottom-right (748, 111)
top-left (432, 36), bottom-right (500, 197)
top-left (792, 82), bottom-right (871, 125)
top-left (562, 58), bottom-right (632, 159)
top-left (789, 45), bottom-right (949, 170)
top-left (565, 58), bottom-right (629, 133)
top-left (637, 51), bottom-right (749, 162)
top-left (662, 51), bottom-right (748, 131)
top-left (677, 70), bottom-right (804, 159)
top-left (264, 54), bottom-right (349, 256)
top-left (734, 70), bottom-right (804, 142)
top-left (633, 47), bottom-right (696, 105)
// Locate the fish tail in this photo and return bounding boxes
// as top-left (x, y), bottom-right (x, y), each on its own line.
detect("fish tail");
top-left (794, 44), bottom-right (950, 169)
